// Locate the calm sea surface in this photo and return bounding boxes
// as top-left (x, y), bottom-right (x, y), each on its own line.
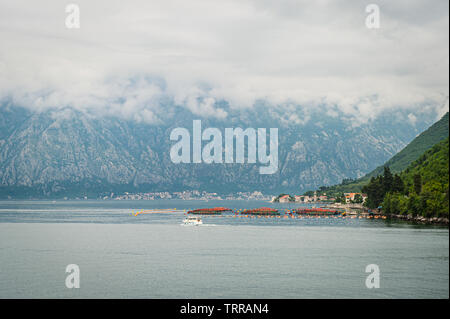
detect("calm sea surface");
top-left (0, 200), bottom-right (448, 298)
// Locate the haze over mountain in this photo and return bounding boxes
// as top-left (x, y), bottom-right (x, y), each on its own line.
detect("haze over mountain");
top-left (0, 1), bottom-right (448, 198)
top-left (365, 112), bottom-right (449, 177)
top-left (0, 1), bottom-right (448, 124)
top-left (0, 104), bottom-right (439, 198)
top-left (319, 112), bottom-right (449, 194)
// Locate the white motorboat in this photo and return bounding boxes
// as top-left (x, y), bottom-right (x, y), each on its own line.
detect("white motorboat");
top-left (183, 215), bottom-right (203, 226)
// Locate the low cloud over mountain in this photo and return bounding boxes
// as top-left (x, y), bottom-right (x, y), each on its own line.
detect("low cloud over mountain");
top-left (0, 0), bottom-right (448, 124)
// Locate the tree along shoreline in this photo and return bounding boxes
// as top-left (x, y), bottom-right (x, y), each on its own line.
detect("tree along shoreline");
top-left (324, 203), bottom-right (449, 226)
top-left (388, 214), bottom-right (449, 226)
top-left (362, 138), bottom-right (449, 220)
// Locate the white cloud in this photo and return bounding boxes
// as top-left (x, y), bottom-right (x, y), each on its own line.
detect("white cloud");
top-left (407, 113), bottom-right (417, 125)
top-left (436, 98), bottom-right (449, 119)
top-left (0, 0), bottom-right (448, 122)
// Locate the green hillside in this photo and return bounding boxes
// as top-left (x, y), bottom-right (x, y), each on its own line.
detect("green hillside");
top-left (374, 138), bottom-right (449, 218)
top-left (401, 138), bottom-right (449, 192)
top-left (320, 112), bottom-right (449, 195)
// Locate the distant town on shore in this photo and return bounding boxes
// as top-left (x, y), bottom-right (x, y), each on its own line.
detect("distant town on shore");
top-left (77, 189), bottom-right (367, 205)
top-left (271, 191), bottom-right (367, 204)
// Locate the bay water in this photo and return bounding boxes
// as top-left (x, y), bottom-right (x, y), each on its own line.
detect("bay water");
top-left (0, 200), bottom-right (448, 298)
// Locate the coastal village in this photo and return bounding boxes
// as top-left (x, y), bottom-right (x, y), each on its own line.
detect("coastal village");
top-left (271, 191), bottom-right (368, 204)
top-left (110, 190), bottom-right (271, 201)
top-left (105, 190), bottom-right (367, 204)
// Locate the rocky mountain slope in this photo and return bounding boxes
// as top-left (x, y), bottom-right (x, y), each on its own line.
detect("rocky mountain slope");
top-left (0, 104), bottom-right (436, 198)
top-left (320, 112), bottom-right (449, 194)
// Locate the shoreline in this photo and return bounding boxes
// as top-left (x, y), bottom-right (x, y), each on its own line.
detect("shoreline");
top-left (388, 214), bottom-right (449, 226)
top-left (323, 203), bottom-right (449, 226)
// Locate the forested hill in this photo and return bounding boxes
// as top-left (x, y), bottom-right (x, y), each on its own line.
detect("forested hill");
top-left (402, 138), bottom-right (449, 192)
top-left (370, 137), bottom-right (449, 218)
top-left (320, 112), bottom-right (449, 194)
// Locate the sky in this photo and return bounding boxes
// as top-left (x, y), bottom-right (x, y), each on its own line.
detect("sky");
top-left (0, 0), bottom-right (448, 124)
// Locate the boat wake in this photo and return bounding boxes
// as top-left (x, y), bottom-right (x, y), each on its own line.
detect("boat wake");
top-left (180, 223), bottom-right (218, 227)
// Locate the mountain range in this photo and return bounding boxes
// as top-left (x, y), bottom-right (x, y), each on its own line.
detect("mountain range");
top-left (0, 103), bottom-right (441, 198)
